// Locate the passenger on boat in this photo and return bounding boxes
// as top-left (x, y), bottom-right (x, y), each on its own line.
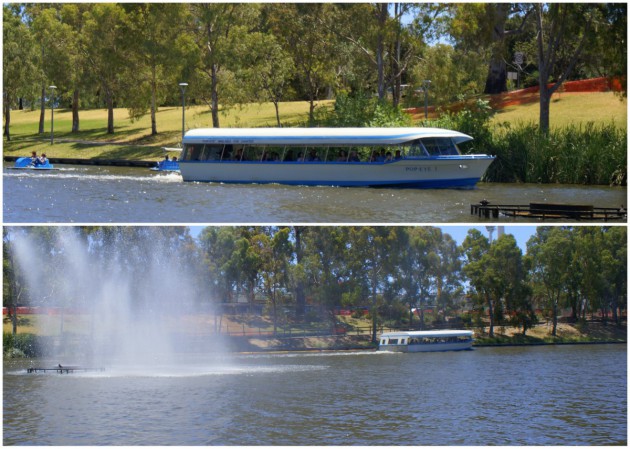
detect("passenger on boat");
top-left (384, 151), bottom-right (393, 162)
top-left (307, 149), bottom-right (320, 162)
top-left (394, 150), bottom-right (402, 160)
top-left (349, 151), bottom-right (360, 162)
top-left (337, 150), bottom-right (347, 162)
top-left (30, 151), bottom-right (40, 166)
top-left (297, 152), bottom-right (305, 162)
top-left (283, 150), bottom-right (295, 162)
top-left (172, 156), bottom-right (178, 161)
top-left (375, 149), bottom-right (386, 162)
top-left (233, 148), bottom-right (246, 161)
top-left (39, 154), bottom-right (48, 165)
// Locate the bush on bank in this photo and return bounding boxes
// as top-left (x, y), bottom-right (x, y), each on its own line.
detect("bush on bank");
top-left (3, 332), bottom-right (42, 358)
top-left (326, 95), bottom-right (626, 186)
top-left (429, 102), bottom-right (626, 186)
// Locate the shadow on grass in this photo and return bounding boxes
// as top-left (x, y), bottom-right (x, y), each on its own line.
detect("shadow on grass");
top-left (68, 142), bottom-right (166, 159)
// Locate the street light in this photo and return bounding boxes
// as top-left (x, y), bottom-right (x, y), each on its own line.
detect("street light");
top-left (49, 85), bottom-right (57, 145)
top-left (179, 82), bottom-right (188, 144)
top-left (422, 80), bottom-right (431, 120)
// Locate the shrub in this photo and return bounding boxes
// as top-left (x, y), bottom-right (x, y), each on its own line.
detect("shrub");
top-left (324, 92), bottom-right (412, 128)
top-left (3, 332), bottom-right (42, 358)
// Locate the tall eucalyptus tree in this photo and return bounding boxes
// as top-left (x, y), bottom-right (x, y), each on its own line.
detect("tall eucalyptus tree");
top-left (3, 5), bottom-right (38, 141)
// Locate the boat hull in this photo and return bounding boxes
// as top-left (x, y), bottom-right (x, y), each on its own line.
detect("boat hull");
top-left (12, 157), bottom-right (55, 170)
top-left (179, 156), bottom-right (494, 188)
top-left (379, 341), bottom-right (473, 353)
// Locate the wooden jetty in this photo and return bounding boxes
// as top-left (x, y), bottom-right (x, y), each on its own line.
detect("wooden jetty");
top-left (27, 366), bottom-right (105, 374)
top-left (471, 200), bottom-right (627, 221)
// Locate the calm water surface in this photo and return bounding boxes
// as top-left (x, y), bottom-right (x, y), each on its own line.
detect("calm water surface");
top-left (4, 165), bottom-right (627, 223)
top-left (3, 345), bottom-right (626, 445)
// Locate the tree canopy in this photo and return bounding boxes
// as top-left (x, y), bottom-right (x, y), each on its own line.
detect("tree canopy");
top-left (4, 226), bottom-right (626, 339)
top-left (4, 3), bottom-right (625, 137)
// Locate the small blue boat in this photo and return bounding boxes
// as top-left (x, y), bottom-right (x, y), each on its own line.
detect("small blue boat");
top-left (12, 156), bottom-right (55, 170)
top-left (151, 159), bottom-right (180, 172)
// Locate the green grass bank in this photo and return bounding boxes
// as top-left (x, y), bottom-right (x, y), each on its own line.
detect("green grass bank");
top-left (3, 93), bottom-right (627, 185)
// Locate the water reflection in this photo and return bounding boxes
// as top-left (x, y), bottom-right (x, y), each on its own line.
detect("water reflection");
top-left (4, 165), bottom-right (626, 223)
top-left (4, 345), bottom-right (626, 445)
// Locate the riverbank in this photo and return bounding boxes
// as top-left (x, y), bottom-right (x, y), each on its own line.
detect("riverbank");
top-left (229, 322), bottom-right (626, 353)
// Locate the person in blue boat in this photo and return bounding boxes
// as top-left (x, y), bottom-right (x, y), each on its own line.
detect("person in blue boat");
top-left (30, 151), bottom-right (40, 166)
top-left (38, 153), bottom-right (48, 165)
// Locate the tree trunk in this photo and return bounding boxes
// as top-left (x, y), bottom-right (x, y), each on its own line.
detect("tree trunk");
top-left (150, 67), bottom-right (158, 135)
top-left (39, 84), bottom-right (46, 134)
top-left (539, 84), bottom-right (552, 135)
top-left (106, 88), bottom-right (115, 134)
top-left (11, 306), bottom-right (18, 335)
top-left (484, 3), bottom-right (510, 94)
top-left (375, 4), bottom-right (387, 102)
top-left (211, 64), bottom-right (220, 128)
top-left (274, 101), bottom-right (281, 127)
top-left (371, 269), bottom-right (378, 343)
top-left (487, 297), bottom-right (495, 337)
top-left (551, 299), bottom-right (558, 336)
top-left (294, 227), bottom-right (305, 320)
top-left (485, 58), bottom-right (508, 94)
top-left (72, 89), bottom-right (80, 133)
top-left (4, 96), bottom-right (11, 141)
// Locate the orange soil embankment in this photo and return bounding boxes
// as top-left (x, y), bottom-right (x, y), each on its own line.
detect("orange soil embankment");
top-left (406, 76), bottom-right (625, 119)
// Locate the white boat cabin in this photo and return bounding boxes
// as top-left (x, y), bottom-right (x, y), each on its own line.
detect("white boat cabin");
top-left (379, 330), bottom-right (473, 353)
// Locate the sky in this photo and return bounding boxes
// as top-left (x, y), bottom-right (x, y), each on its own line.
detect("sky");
top-left (189, 225), bottom-right (538, 254)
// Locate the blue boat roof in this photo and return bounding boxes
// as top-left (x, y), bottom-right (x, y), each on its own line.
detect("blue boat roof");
top-left (183, 127), bottom-right (473, 146)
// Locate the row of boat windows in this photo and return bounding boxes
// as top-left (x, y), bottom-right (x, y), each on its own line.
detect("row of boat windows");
top-left (382, 336), bottom-right (472, 345)
top-left (180, 138), bottom-right (461, 162)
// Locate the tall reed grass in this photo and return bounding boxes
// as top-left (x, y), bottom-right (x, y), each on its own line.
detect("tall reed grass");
top-left (487, 122), bottom-right (626, 185)
top-left (430, 102), bottom-right (626, 186)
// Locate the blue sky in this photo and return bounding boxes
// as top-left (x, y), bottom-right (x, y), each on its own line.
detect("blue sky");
top-left (439, 225), bottom-right (537, 253)
top-left (189, 225), bottom-right (537, 253)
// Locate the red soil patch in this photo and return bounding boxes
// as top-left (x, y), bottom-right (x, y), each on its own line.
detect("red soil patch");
top-left (406, 76), bottom-right (625, 120)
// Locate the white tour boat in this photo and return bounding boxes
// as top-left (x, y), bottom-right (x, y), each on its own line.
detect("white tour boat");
top-left (378, 330), bottom-right (474, 352)
top-left (178, 127), bottom-right (494, 188)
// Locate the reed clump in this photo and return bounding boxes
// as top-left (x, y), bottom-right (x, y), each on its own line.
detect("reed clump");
top-left (432, 102), bottom-right (626, 186)
top-left (488, 122), bottom-right (627, 186)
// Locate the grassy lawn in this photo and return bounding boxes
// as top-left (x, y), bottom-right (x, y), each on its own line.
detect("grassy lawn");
top-left (490, 91), bottom-right (627, 130)
top-left (3, 100), bottom-right (334, 160)
top-left (3, 92), bottom-right (625, 162)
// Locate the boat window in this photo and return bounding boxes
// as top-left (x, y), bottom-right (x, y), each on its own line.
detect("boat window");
top-left (201, 145), bottom-right (224, 161)
top-left (421, 138), bottom-right (460, 156)
top-left (182, 144), bottom-right (205, 161)
top-left (389, 338), bottom-right (399, 345)
top-left (405, 140), bottom-right (429, 157)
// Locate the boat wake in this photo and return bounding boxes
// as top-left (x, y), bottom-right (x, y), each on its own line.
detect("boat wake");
top-left (4, 169), bottom-right (183, 184)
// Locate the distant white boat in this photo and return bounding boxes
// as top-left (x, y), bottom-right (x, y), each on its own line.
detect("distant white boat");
top-left (178, 127), bottom-right (494, 188)
top-left (378, 330), bottom-right (474, 352)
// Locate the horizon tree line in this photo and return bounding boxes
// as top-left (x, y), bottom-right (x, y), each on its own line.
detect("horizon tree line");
top-left (3, 226), bottom-right (626, 343)
top-left (3, 3), bottom-right (626, 140)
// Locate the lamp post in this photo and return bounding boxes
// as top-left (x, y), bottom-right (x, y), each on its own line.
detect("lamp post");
top-left (179, 82), bottom-right (188, 144)
top-left (49, 85), bottom-right (57, 145)
top-left (422, 80), bottom-right (431, 120)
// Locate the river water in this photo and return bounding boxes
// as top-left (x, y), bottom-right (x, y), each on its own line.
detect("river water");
top-left (3, 165), bottom-right (627, 223)
top-left (3, 344), bottom-right (626, 445)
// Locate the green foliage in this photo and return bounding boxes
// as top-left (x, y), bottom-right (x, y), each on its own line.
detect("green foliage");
top-left (487, 122), bottom-right (627, 185)
top-left (3, 332), bottom-right (41, 357)
top-left (324, 93), bottom-right (412, 127)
